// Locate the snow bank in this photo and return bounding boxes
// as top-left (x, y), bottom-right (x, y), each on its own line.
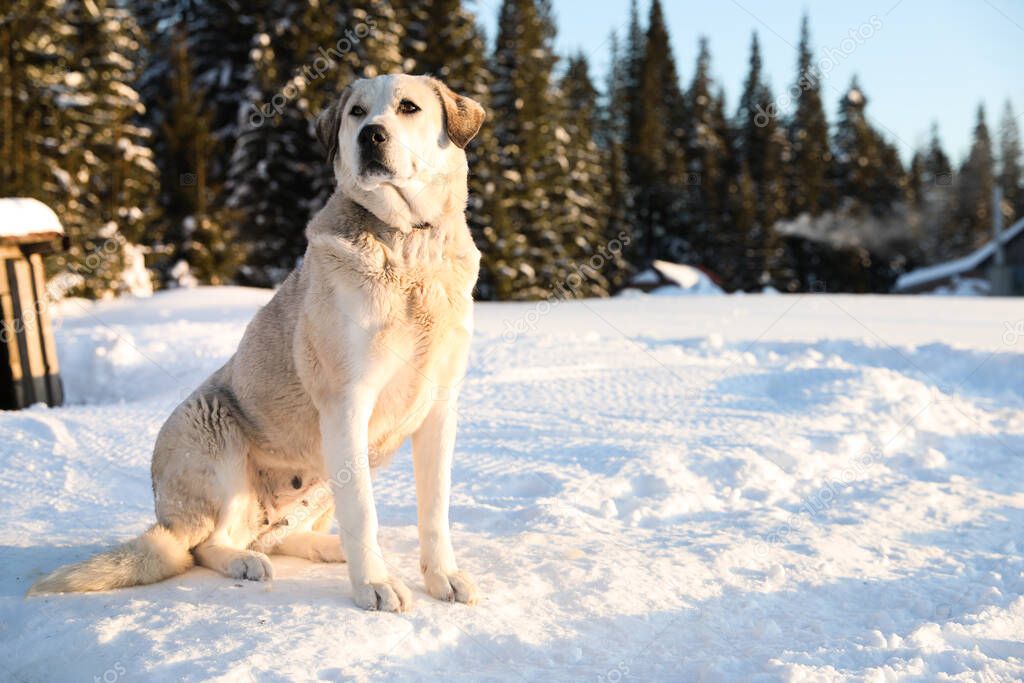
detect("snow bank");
top-left (2, 290), bottom-right (1023, 680)
top-left (931, 277), bottom-right (990, 296)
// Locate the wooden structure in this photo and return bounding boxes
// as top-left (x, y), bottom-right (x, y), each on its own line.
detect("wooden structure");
top-left (0, 198), bottom-right (66, 409)
top-left (893, 216), bottom-right (1024, 295)
top-left (895, 189), bottom-right (1024, 296)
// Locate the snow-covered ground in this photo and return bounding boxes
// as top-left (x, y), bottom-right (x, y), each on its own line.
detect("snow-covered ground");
top-left (2, 288), bottom-right (1023, 681)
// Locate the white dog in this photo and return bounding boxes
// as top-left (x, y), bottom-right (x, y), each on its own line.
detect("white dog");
top-left (30, 74), bottom-right (486, 612)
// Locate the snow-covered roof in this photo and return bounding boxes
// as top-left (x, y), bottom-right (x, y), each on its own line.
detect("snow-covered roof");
top-left (622, 260), bottom-right (724, 296)
top-left (653, 260), bottom-right (723, 293)
top-left (895, 217), bottom-right (1024, 292)
top-left (0, 197), bottom-right (63, 239)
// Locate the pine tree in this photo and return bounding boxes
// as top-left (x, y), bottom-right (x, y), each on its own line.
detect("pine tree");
top-left (881, 138), bottom-right (907, 203)
top-left (950, 104), bottom-right (995, 254)
top-left (597, 31), bottom-right (636, 289)
top-left (734, 32), bottom-right (787, 289)
top-left (916, 123), bottom-right (955, 262)
top-left (907, 151), bottom-right (925, 207)
top-left (787, 15), bottom-right (831, 217)
top-left (394, 0), bottom-right (474, 80)
top-left (0, 0), bottom-right (66, 202)
top-left (134, 0), bottom-right (259, 199)
top-left (552, 53), bottom-right (620, 297)
top-left (723, 159), bottom-right (757, 289)
top-left (634, 0), bottom-right (687, 263)
top-left (623, 0), bottom-right (646, 209)
top-left (490, 0), bottom-right (562, 299)
top-left (922, 122), bottom-right (953, 186)
top-left (225, 3), bottom-right (327, 285)
top-left (715, 86), bottom-right (750, 288)
top-left (681, 37), bottom-right (729, 270)
top-left (998, 100), bottom-right (1022, 221)
top-left (609, 0), bottom-right (650, 270)
top-left (133, 0), bottom-right (269, 284)
top-left (902, 150), bottom-right (930, 267)
top-left (1, 0), bottom-right (160, 296)
top-left (831, 77), bottom-right (903, 216)
top-left (154, 27), bottom-right (245, 285)
top-left (832, 80), bottom-right (876, 204)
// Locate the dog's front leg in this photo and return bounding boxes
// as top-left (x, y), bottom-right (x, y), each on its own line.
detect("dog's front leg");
top-left (412, 395), bottom-right (479, 604)
top-left (321, 393), bottom-right (412, 612)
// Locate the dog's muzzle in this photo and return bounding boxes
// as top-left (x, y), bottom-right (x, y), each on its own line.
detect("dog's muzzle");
top-left (359, 124), bottom-right (392, 176)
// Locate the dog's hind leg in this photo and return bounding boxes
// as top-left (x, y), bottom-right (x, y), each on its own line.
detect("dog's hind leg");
top-left (254, 493), bottom-right (343, 563)
top-left (189, 446), bottom-right (274, 581)
top-left (194, 542), bottom-right (274, 581)
top-left (267, 532), bottom-right (346, 563)
top-left (154, 391), bottom-right (272, 582)
top-left (192, 494), bottom-right (275, 581)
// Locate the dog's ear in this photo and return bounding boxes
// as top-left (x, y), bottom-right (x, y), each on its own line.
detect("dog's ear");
top-left (316, 86), bottom-right (351, 166)
top-left (430, 79), bottom-right (485, 149)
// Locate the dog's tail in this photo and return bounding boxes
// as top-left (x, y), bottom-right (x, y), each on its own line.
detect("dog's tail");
top-left (28, 524), bottom-right (193, 595)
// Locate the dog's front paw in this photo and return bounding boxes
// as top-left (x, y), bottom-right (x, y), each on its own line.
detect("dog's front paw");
top-left (424, 568), bottom-right (478, 605)
top-left (227, 551), bottom-right (274, 581)
top-left (352, 575), bottom-right (413, 612)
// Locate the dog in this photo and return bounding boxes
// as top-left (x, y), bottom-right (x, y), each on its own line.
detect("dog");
top-left (29, 74), bottom-right (486, 612)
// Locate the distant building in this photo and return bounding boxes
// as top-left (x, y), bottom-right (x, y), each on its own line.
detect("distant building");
top-left (626, 260), bottom-right (724, 295)
top-left (0, 198), bottom-right (66, 409)
top-left (894, 217), bottom-right (1024, 295)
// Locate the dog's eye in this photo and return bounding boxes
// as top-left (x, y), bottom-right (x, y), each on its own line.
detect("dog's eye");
top-left (349, 105), bottom-right (366, 117)
top-left (397, 99), bottom-right (420, 115)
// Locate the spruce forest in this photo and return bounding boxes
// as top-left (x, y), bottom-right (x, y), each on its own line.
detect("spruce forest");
top-left (2, 0), bottom-right (1022, 298)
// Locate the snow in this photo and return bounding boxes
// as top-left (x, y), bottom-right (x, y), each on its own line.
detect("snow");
top-left (0, 197), bottom-right (63, 238)
top-left (895, 216), bottom-right (1024, 292)
top-left (169, 259), bottom-right (199, 289)
top-left (119, 243), bottom-right (153, 298)
top-left (931, 277), bottom-right (991, 297)
top-left (3, 289), bottom-right (1024, 681)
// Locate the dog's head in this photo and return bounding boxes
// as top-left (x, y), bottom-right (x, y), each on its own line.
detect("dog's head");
top-left (316, 74), bottom-right (485, 232)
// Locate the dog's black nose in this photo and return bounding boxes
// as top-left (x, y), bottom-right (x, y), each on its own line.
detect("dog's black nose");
top-left (359, 124), bottom-right (388, 147)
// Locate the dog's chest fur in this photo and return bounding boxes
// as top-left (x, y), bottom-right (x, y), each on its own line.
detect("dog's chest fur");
top-left (303, 196), bottom-right (479, 466)
top-left (363, 231), bottom-right (475, 464)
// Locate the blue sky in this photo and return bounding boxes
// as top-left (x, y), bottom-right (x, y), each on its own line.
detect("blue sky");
top-left (479, 0), bottom-right (1024, 163)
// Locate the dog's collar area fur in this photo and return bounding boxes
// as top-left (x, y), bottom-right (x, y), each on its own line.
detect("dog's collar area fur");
top-left (347, 190), bottom-right (436, 233)
top-left (347, 198), bottom-right (435, 235)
